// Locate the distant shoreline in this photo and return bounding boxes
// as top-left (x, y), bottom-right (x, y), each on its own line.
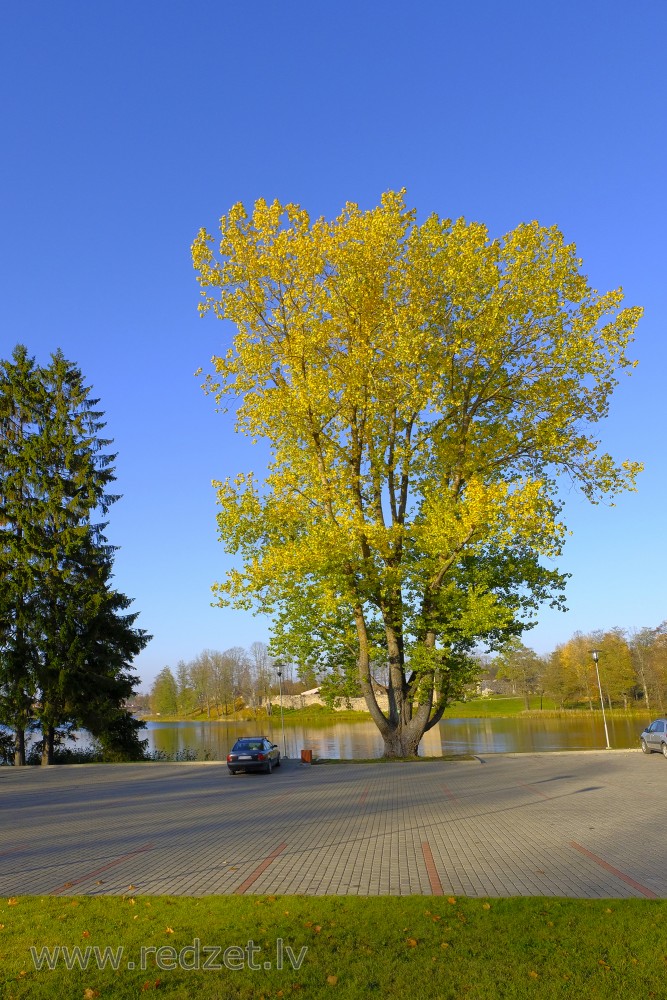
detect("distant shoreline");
top-left (137, 696), bottom-right (654, 726)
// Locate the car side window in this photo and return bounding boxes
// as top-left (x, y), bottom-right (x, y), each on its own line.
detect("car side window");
top-left (658, 722), bottom-right (665, 733)
top-left (648, 722), bottom-right (658, 732)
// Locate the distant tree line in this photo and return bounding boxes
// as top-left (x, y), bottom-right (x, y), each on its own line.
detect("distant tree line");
top-left (0, 346), bottom-right (150, 764)
top-left (147, 643), bottom-right (307, 717)
top-left (146, 625), bottom-right (667, 720)
top-left (484, 625), bottom-right (667, 712)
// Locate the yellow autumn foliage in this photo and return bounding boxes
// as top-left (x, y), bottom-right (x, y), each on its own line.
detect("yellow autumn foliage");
top-left (192, 190), bottom-right (641, 755)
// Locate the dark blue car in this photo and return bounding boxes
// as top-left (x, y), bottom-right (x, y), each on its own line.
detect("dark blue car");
top-left (227, 736), bottom-right (281, 774)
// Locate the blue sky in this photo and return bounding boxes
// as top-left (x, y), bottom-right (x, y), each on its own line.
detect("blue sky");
top-left (2, 1), bottom-right (665, 686)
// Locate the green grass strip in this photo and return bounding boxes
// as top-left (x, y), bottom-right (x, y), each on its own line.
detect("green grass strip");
top-left (2, 895), bottom-right (666, 999)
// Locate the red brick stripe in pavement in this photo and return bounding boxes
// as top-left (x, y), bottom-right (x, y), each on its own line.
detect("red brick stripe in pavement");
top-left (517, 781), bottom-right (550, 800)
top-left (0, 844), bottom-right (28, 857)
top-left (441, 783), bottom-right (460, 803)
top-left (569, 841), bottom-right (658, 898)
top-left (234, 843), bottom-right (288, 895)
top-left (50, 842), bottom-right (155, 895)
top-left (421, 842), bottom-right (443, 895)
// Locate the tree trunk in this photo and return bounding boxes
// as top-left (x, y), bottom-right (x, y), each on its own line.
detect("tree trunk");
top-left (642, 682), bottom-right (651, 714)
top-left (382, 726), bottom-right (422, 758)
top-left (14, 727), bottom-right (26, 766)
top-left (41, 725), bottom-right (55, 765)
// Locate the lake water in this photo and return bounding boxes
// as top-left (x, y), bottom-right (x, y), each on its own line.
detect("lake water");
top-left (144, 713), bottom-right (650, 760)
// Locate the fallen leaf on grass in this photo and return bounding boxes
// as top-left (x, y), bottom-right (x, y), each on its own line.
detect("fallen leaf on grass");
top-left (406, 938), bottom-right (418, 948)
top-left (326, 976), bottom-right (338, 986)
top-left (8, 898), bottom-right (18, 906)
top-left (165, 927), bottom-right (174, 935)
top-left (482, 903), bottom-right (491, 910)
top-left (447, 897), bottom-right (456, 905)
top-left (83, 990), bottom-right (100, 999)
top-left (529, 971), bottom-right (539, 979)
top-left (82, 931), bottom-right (91, 938)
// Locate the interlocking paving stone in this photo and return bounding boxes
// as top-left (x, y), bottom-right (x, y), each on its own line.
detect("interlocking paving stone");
top-left (1, 750), bottom-right (665, 897)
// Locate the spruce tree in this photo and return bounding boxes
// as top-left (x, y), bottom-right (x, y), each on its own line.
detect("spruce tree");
top-left (0, 346), bottom-right (43, 764)
top-left (0, 346), bottom-right (150, 764)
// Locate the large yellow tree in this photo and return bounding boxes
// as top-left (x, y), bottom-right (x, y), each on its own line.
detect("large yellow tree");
top-left (191, 191), bottom-right (641, 757)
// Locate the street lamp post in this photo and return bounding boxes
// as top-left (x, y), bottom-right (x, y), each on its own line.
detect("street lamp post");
top-left (276, 666), bottom-right (288, 759)
top-left (591, 649), bottom-right (612, 750)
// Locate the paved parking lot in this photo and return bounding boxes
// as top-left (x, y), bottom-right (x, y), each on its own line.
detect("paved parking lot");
top-left (1, 750), bottom-right (665, 898)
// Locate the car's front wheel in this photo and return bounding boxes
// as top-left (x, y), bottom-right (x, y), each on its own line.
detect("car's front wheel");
top-left (641, 740), bottom-right (651, 754)
top-left (661, 743), bottom-right (667, 759)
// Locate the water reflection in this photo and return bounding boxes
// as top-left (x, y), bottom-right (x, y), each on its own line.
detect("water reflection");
top-left (144, 713), bottom-right (650, 760)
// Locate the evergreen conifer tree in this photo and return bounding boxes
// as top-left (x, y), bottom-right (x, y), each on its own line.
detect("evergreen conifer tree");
top-left (0, 346), bottom-right (150, 764)
top-left (0, 346), bottom-right (43, 764)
